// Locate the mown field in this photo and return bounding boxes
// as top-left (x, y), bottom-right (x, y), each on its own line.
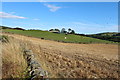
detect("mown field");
top-left (3, 29), bottom-right (116, 44)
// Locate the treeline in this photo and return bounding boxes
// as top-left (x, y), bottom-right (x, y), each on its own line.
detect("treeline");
top-left (49, 28), bottom-right (75, 34)
top-left (86, 33), bottom-right (120, 42)
top-left (0, 26), bottom-right (25, 30)
top-left (0, 26), bottom-right (13, 29)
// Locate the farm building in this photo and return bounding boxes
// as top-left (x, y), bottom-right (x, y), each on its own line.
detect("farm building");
top-left (49, 29), bottom-right (60, 33)
top-left (49, 30), bottom-right (60, 33)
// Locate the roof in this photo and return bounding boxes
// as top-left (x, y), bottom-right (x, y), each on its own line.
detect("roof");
top-left (49, 31), bottom-right (60, 33)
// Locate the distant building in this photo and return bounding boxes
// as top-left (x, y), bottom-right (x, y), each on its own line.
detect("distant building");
top-left (49, 29), bottom-right (60, 33)
top-left (49, 30), bottom-right (60, 33)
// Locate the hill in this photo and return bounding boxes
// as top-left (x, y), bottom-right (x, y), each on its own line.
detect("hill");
top-left (86, 32), bottom-right (120, 42)
top-left (2, 29), bottom-right (116, 44)
top-left (0, 25), bottom-right (25, 30)
top-left (0, 26), bottom-right (12, 29)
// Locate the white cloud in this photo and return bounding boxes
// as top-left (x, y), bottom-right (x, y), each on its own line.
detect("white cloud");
top-left (44, 4), bottom-right (61, 12)
top-left (0, 12), bottom-right (26, 19)
top-left (72, 22), bottom-right (88, 26)
top-left (38, 0), bottom-right (46, 2)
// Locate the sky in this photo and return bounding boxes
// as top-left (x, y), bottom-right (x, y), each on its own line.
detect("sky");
top-left (2, 0), bottom-right (120, 2)
top-left (1, 2), bottom-right (118, 34)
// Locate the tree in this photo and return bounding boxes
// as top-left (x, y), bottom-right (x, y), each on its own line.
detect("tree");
top-left (49, 29), bottom-right (54, 31)
top-left (13, 27), bottom-right (25, 30)
top-left (64, 31), bottom-right (67, 34)
top-left (70, 30), bottom-right (75, 34)
top-left (55, 29), bottom-right (60, 33)
top-left (55, 29), bottom-right (60, 32)
top-left (61, 28), bottom-right (66, 33)
top-left (68, 28), bottom-right (72, 33)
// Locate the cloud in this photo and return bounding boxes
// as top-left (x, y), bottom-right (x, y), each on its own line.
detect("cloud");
top-left (38, 0), bottom-right (46, 2)
top-left (44, 4), bottom-right (61, 12)
top-left (0, 12), bottom-right (26, 19)
top-left (72, 22), bottom-right (89, 26)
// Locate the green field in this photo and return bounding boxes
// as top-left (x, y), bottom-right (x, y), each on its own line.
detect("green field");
top-left (3, 29), bottom-right (117, 44)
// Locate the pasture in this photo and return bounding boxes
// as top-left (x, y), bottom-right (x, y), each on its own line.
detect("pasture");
top-left (3, 29), bottom-right (116, 44)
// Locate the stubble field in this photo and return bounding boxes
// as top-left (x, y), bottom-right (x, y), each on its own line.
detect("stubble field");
top-left (2, 33), bottom-right (119, 78)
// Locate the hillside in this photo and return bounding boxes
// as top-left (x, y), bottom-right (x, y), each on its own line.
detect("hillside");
top-left (86, 32), bottom-right (120, 42)
top-left (3, 29), bottom-right (116, 44)
top-left (0, 26), bottom-right (12, 29)
top-left (2, 33), bottom-right (119, 78)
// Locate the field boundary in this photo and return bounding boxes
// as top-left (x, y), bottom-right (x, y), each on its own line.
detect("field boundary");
top-left (23, 49), bottom-right (48, 79)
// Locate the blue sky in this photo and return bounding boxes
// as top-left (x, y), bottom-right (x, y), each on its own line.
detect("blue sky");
top-left (2, 0), bottom-right (120, 2)
top-left (1, 2), bottom-right (118, 34)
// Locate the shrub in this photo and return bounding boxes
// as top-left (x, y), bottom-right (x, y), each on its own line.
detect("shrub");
top-left (0, 35), bottom-right (9, 43)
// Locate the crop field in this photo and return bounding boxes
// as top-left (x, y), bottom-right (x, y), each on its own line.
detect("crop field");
top-left (3, 29), bottom-right (116, 44)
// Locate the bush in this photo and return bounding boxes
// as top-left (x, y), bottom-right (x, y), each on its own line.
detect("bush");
top-left (0, 35), bottom-right (9, 43)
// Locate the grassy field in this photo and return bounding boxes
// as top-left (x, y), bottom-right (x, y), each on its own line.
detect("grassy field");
top-left (3, 29), bottom-right (117, 44)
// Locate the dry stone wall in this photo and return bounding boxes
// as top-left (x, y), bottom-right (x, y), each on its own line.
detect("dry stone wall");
top-left (24, 50), bottom-right (48, 79)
